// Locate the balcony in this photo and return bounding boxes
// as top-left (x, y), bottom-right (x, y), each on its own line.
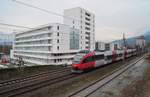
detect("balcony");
top-left (85, 17), bottom-right (90, 21)
top-left (85, 22), bottom-right (90, 26)
top-left (85, 32), bottom-right (90, 35)
top-left (14, 53), bottom-right (75, 60)
top-left (14, 50), bottom-right (51, 53)
top-left (85, 27), bottom-right (90, 30)
top-left (16, 31), bottom-right (52, 39)
top-left (85, 12), bottom-right (91, 17)
top-left (15, 44), bottom-right (52, 47)
top-left (15, 37), bottom-right (52, 43)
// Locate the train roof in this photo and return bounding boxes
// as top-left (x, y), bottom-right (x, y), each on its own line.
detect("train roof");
top-left (84, 51), bottom-right (95, 58)
top-left (95, 51), bottom-right (105, 55)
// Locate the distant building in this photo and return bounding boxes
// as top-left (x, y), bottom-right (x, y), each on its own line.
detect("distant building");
top-left (0, 33), bottom-right (14, 56)
top-left (95, 41), bottom-right (122, 51)
top-left (12, 23), bottom-right (79, 66)
top-left (136, 36), bottom-right (146, 48)
top-left (0, 33), bottom-right (14, 46)
top-left (136, 36), bottom-right (146, 52)
top-left (64, 7), bottom-right (95, 51)
top-left (110, 42), bottom-right (122, 50)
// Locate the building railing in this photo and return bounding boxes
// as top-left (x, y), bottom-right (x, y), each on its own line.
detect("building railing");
top-left (16, 31), bottom-right (52, 39)
top-left (15, 37), bottom-right (52, 43)
top-left (15, 44), bottom-right (52, 47)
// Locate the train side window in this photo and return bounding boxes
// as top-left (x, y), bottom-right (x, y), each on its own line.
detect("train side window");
top-left (83, 56), bottom-right (94, 63)
top-left (106, 55), bottom-right (112, 60)
top-left (119, 53), bottom-right (122, 57)
top-left (95, 54), bottom-right (104, 60)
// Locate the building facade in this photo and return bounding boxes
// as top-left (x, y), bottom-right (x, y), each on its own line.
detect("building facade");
top-left (0, 33), bottom-right (14, 46)
top-left (136, 36), bottom-right (146, 48)
top-left (64, 7), bottom-right (95, 51)
top-left (12, 23), bottom-right (79, 66)
top-left (136, 36), bottom-right (146, 52)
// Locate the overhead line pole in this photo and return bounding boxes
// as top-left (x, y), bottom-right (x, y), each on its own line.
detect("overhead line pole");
top-left (123, 33), bottom-right (126, 48)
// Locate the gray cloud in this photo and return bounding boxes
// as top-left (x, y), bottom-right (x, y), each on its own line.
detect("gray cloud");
top-left (0, 0), bottom-right (150, 41)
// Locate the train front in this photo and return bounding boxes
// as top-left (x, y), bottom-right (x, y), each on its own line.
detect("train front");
top-left (71, 53), bottom-right (86, 73)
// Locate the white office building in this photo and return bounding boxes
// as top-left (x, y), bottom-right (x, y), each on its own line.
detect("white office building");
top-left (64, 7), bottom-right (95, 51)
top-left (12, 23), bottom-right (79, 66)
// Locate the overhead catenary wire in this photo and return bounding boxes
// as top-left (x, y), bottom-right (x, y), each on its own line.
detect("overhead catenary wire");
top-left (0, 22), bottom-right (33, 29)
top-left (12, 0), bottom-right (80, 22)
top-left (1, 0), bottom-right (83, 32)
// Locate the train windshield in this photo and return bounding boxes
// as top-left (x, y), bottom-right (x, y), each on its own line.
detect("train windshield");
top-left (73, 54), bottom-right (85, 64)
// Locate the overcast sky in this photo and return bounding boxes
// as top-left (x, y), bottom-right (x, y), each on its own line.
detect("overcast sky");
top-left (0, 0), bottom-right (150, 41)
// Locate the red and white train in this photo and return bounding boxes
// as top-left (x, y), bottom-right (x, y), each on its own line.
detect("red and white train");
top-left (71, 49), bottom-right (136, 73)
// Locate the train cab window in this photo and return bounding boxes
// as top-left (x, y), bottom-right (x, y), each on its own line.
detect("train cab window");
top-left (106, 55), bottom-right (112, 60)
top-left (94, 54), bottom-right (104, 60)
top-left (83, 56), bottom-right (94, 63)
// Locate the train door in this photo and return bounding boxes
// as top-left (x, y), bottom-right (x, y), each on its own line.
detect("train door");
top-left (95, 54), bottom-right (105, 67)
top-left (105, 55), bottom-right (112, 64)
top-left (112, 50), bottom-right (117, 62)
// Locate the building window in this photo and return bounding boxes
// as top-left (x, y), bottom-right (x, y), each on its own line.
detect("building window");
top-left (57, 32), bottom-right (59, 36)
top-left (54, 59), bottom-right (56, 63)
top-left (70, 30), bottom-right (79, 50)
top-left (57, 46), bottom-right (59, 50)
top-left (49, 47), bottom-right (51, 51)
top-left (57, 26), bottom-right (59, 30)
top-left (48, 33), bottom-right (51, 37)
top-left (48, 26), bottom-right (51, 30)
top-left (85, 12), bottom-right (91, 17)
top-left (85, 27), bottom-right (90, 30)
top-left (57, 39), bottom-right (59, 43)
top-left (85, 22), bottom-right (90, 26)
top-left (85, 17), bottom-right (90, 21)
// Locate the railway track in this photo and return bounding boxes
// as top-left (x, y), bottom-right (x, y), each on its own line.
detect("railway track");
top-left (0, 67), bottom-right (73, 97)
top-left (0, 67), bottom-right (70, 88)
top-left (0, 55), bottom-right (145, 97)
top-left (69, 55), bottom-right (146, 97)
